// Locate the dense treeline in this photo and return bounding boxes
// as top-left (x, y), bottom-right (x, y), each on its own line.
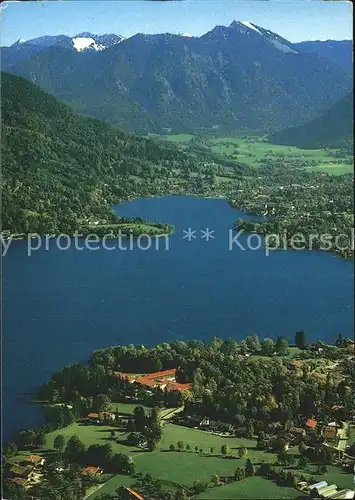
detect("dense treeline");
top-left (37, 336), bottom-right (353, 431)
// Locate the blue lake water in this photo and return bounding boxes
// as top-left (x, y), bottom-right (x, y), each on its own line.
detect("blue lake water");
top-left (2, 196), bottom-right (353, 440)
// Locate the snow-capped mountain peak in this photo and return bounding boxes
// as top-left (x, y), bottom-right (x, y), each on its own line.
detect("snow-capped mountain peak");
top-left (240, 21), bottom-right (262, 35)
top-left (72, 37), bottom-right (105, 52)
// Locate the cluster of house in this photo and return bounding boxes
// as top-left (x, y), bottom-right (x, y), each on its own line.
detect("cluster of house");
top-left (9, 458), bottom-right (145, 498)
top-left (303, 481), bottom-right (354, 499)
top-left (86, 411), bottom-right (116, 424)
top-left (287, 417), bottom-right (344, 444)
top-left (116, 368), bottom-right (192, 393)
top-left (9, 455), bottom-right (45, 489)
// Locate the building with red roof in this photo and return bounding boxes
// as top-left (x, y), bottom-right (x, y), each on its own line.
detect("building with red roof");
top-left (119, 485), bottom-right (144, 499)
top-left (306, 418), bottom-right (318, 430)
top-left (132, 369), bottom-right (192, 392)
top-left (80, 466), bottom-right (103, 476)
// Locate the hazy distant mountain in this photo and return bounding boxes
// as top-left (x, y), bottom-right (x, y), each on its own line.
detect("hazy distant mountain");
top-left (293, 40), bottom-right (352, 73)
top-left (269, 92), bottom-right (353, 149)
top-left (2, 22), bottom-right (351, 134)
top-left (5, 32), bottom-right (125, 53)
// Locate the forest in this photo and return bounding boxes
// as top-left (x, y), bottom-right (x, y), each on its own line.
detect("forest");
top-left (36, 334), bottom-right (354, 430)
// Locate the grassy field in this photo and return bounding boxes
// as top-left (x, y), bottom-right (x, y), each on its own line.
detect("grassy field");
top-left (109, 402), bottom-right (150, 415)
top-left (209, 137), bottom-right (352, 173)
top-left (307, 164), bottom-right (353, 175)
top-left (89, 475), bottom-right (135, 499)
top-left (166, 134), bottom-right (195, 142)
top-left (9, 417), bottom-right (353, 499)
top-left (135, 450), bottom-right (242, 486)
top-left (159, 133), bottom-right (353, 174)
top-left (298, 464), bottom-right (354, 490)
top-left (160, 424), bottom-right (273, 460)
top-left (196, 476), bottom-right (300, 499)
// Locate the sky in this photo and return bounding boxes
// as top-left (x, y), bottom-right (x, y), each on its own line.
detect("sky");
top-left (0, 1), bottom-right (353, 47)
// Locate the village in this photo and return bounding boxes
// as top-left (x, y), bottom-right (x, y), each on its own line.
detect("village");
top-left (5, 364), bottom-right (355, 500)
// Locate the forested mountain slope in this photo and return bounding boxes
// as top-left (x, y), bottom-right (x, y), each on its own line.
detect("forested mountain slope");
top-left (269, 92), bottom-right (353, 149)
top-left (1, 72), bottom-right (225, 233)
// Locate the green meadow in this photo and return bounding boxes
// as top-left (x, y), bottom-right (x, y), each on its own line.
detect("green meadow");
top-left (8, 406), bottom-right (352, 499)
top-left (209, 137), bottom-right (352, 172)
top-left (164, 134), bottom-right (353, 174)
top-left (195, 476), bottom-right (300, 499)
top-left (166, 134), bottom-right (195, 142)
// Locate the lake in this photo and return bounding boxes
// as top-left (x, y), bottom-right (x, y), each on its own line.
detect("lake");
top-left (2, 195), bottom-right (353, 441)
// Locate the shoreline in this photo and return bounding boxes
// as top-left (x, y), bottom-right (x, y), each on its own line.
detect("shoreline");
top-left (1, 194), bottom-right (352, 260)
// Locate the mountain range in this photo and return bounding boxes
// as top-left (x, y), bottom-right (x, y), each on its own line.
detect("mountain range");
top-left (2, 22), bottom-right (352, 135)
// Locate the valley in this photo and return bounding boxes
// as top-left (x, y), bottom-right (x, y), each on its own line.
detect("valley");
top-left (1, 73), bottom-right (353, 259)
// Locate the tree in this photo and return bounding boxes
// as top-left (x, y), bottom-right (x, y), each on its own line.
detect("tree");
top-left (195, 446), bottom-right (199, 452)
top-left (295, 331), bottom-right (307, 349)
top-left (275, 336), bottom-right (289, 356)
top-left (147, 440), bottom-right (157, 451)
top-left (53, 435), bottom-right (66, 455)
top-left (221, 444), bottom-right (230, 456)
top-left (238, 447), bottom-right (248, 458)
top-left (298, 441), bottom-right (307, 456)
top-left (36, 433), bottom-right (46, 448)
top-left (18, 429), bottom-right (36, 448)
top-left (245, 335), bottom-right (261, 353)
top-left (111, 453), bottom-right (135, 474)
top-left (174, 488), bottom-right (188, 500)
top-left (134, 406), bottom-right (147, 432)
top-left (186, 444), bottom-right (191, 451)
top-left (93, 394), bottom-right (111, 413)
top-left (149, 407), bottom-right (160, 424)
top-left (245, 459), bottom-right (254, 477)
top-left (298, 456), bottom-right (308, 469)
top-left (65, 436), bottom-right (86, 463)
top-left (234, 467), bottom-right (246, 481)
top-left (177, 441), bottom-right (184, 452)
top-left (211, 473), bottom-right (220, 486)
top-left (259, 462), bottom-right (273, 477)
top-left (101, 443), bottom-right (114, 468)
top-left (257, 433), bottom-right (270, 450)
top-left (169, 444), bottom-right (175, 451)
top-left (261, 338), bottom-right (275, 356)
top-left (3, 442), bottom-right (17, 457)
top-left (210, 447), bottom-right (214, 454)
top-left (247, 420), bottom-right (255, 438)
top-left (335, 332), bottom-right (345, 347)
